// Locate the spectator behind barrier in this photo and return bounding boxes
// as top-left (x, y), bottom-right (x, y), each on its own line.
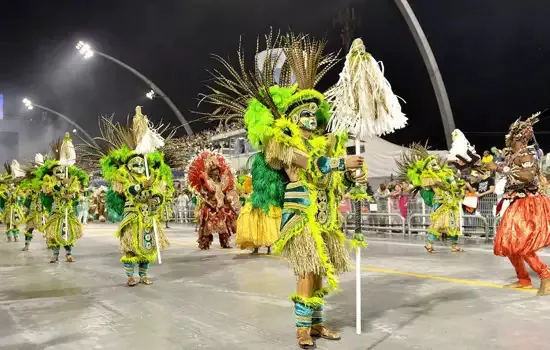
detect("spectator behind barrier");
top-left (481, 150), bottom-right (493, 164)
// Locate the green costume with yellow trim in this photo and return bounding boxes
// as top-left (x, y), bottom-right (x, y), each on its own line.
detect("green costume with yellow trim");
top-left (33, 135), bottom-right (89, 262)
top-left (81, 106), bottom-right (173, 286)
top-left (397, 144), bottom-right (465, 252)
top-left (20, 165), bottom-right (50, 251)
top-left (3, 183), bottom-right (25, 242)
top-left (200, 31), bottom-right (363, 347)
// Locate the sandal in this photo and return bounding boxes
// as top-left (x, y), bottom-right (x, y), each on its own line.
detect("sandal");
top-left (425, 245), bottom-right (435, 254)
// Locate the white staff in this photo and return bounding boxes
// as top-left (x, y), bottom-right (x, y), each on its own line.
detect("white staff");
top-left (133, 106), bottom-right (165, 264)
top-left (10, 160), bottom-right (26, 233)
top-left (58, 133), bottom-right (76, 242)
top-left (326, 38), bottom-right (407, 335)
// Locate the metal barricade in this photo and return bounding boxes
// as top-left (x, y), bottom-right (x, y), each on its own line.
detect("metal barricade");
top-left (349, 194), bottom-right (495, 239)
top-left (406, 213), bottom-right (489, 242)
top-left (344, 212), bottom-right (406, 236)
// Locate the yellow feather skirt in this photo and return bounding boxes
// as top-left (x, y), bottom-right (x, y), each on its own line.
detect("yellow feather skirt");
top-left (235, 203), bottom-right (281, 249)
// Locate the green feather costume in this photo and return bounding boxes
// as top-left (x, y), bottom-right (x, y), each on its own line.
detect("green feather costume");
top-left (80, 107), bottom-right (174, 285)
top-left (396, 144), bottom-right (465, 247)
top-left (1, 165), bottom-right (25, 242)
top-left (34, 138), bottom-right (89, 257)
top-left (200, 30), bottom-right (361, 343)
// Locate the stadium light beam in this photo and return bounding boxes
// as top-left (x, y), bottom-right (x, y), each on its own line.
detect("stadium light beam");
top-left (76, 40), bottom-right (193, 135)
top-left (21, 98), bottom-right (98, 147)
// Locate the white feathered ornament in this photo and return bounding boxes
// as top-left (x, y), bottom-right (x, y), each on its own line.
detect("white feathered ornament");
top-left (59, 132), bottom-right (76, 167)
top-left (34, 153), bottom-right (44, 166)
top-left (326, 38), bottom-right (407, 139)
top-left (447, 129), bottom-right (481, 166)
top-left (133, 106), bottom-right (165, 155)
top-left (10, 160), bottom-right (25, 178)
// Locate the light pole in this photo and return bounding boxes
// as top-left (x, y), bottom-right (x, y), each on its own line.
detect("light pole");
top-left (22, 98), bottom-right (98, 147)
top-left (76, 41), bottom-right (193, 136)
top-left (394, 0), bottom-right (455, 149)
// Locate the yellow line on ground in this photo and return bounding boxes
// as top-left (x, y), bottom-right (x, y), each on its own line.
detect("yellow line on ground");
top-left (89, 231), bottom-right (538, 294)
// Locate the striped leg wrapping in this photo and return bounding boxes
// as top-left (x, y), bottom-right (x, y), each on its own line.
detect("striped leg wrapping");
top-left (312, 304), bottom-right (323, 325)
top-left (295, 302), bottom-right (313, 328)
top-left (52, 246), bottom-right (60, 256)
top-left (124, 263), bottom-right (136, 277)
top-left (138, 262), bottom-right (150, 277)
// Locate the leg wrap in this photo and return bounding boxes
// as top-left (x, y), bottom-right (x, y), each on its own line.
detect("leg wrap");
top-left (311, 304), bottom-right (323, 325)
top-left (25, 228), bottom-right (34, 242)
top-left (427, 233), bottom-right (437, 244)
top-left (52, 246), bottom-right (61, 256)
top-left (294, 302), bottom-right (313, 328)
top-left (123, 263), bottom-right (136, 277)
top-left (64, 245), bottom-right (73, 256)
top-left (138, 262), bottom-right (150, 277)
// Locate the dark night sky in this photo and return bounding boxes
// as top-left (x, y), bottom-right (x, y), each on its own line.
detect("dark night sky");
top-left (2, 0), bottom-right (550, 154)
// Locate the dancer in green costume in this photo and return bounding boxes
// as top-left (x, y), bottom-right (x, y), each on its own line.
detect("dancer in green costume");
top-left (82, 107), bottom-right (173, 286)
top-left (20, 154), bottom-right (50, 251)
top-left (3, 161), bottom-right (27, 243)
top-left (396, 144), bottom-right (465, 253)
top-left (200, 31), bottom-right (367, 348)
top-left (36, 135), bottom-right (89, 262)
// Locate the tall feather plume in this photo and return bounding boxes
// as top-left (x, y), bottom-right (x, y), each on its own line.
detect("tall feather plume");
top-left (283, 32), bottom-right (340, 90)
top-left (197, 28), bottom-right (289, 126)
top-left (79, 113), bottom-right (175, 171)
top-left (395, 142), bottom-right (431, 181)
top-left (49, 137), bottom-right (63, 161)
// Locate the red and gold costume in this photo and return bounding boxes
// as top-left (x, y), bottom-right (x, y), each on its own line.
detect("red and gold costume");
top-left (186, 151), bottom-right (239, 250)
top-left (493, 113), bottom-right (550, 295)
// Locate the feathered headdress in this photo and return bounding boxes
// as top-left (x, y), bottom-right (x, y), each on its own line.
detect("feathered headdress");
top-left (79, 106), bottom-right (175, 182)
top-left (186, 150), bottom-right (234, 194)
top-left (505, 112), bottom-right (540, 147)
top-left (395, 143), bottom-right (438, 187)
top-left (326, 38), bottom-right (407, 139)
top-left (198, 29), bottom-right (339, 128)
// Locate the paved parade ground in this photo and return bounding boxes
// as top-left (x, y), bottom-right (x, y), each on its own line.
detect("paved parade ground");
top-left (1, 223), bottom-right (550, 350)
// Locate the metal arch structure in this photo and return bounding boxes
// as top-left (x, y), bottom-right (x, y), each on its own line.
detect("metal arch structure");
top-left (395, 0), bottom-right (456, 149)
top-left (94, 51), bottom-right (194, 136)
top-left (32, 104), bottom-right (99, 147)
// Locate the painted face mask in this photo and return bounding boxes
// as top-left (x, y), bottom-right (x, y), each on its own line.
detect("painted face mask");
top-left (127, 156), bottom-right (145, 175)
top-left (53, 166), bottom-right (66, 180)
top-left (289, 102), bottom-right (319, 131)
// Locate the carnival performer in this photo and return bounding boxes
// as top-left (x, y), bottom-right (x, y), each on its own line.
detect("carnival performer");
top-left (81, 106), bottom-right (172, 286)
top-left (20, 154), bottom-right (50, 251)
top-left (36, 134), bottom-right (88, 262)
top-left (200, 31), bottom-right (366, 348)
top-left (3, 161), bottom-right (26, 243)
top-left (397, 144), bottom-right (465, 253)
top-left (161, 182), bottom-right (175, 229)
top-left (0, 173), bottom-right (7, 225)
top-left (487, 113), bottom-right (550, 295)
top-left (76, 190), bottom-right (91, 225)
top-left (235, 173), bottom-right (277, 254)
top-left (186, 150), bottom-right (239, 250)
